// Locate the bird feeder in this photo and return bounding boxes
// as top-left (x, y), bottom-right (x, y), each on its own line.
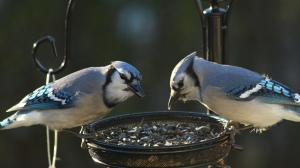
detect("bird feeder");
top-left (84, 111), bottom-right (238, 168)
top-left (82, 0), bottom-right (242, 167)
top-left (31, 0), bottom-right (243, 167)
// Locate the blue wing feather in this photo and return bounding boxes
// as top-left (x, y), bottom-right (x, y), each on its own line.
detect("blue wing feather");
top-left (7, 83), bottom-right (77, 112)
top-left (225, 78), bottom-right (300, 105)
top-left (225, 85), bottom-right (255, 101)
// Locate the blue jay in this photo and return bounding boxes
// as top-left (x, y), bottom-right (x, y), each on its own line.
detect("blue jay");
top-left (168, 52), bottom-right (300, 131)
top-left (0, 61), bottom-right (144, 133)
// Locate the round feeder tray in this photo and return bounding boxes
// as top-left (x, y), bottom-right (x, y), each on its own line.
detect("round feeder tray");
top-left (84, 111), bottom-right (232, 168)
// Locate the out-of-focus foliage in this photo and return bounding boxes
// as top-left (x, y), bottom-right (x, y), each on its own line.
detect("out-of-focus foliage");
top-left (0, 0), bottom-right (300, 167)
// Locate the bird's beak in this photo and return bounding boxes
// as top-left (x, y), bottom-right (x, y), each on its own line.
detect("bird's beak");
top-left (128, 83), bottom-right (145, 98)
top-left (168, 91), bottom-right (180, 110)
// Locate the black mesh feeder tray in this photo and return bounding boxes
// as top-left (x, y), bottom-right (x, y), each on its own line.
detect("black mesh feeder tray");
top-left (83, 111), bottom-right (241, 168)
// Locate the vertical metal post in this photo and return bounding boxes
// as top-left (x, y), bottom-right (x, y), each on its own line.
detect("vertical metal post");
top-left (195, 0), bottom-right (236, 64)
top-left (204, 3), bottom-right (226, 64)
top-left (195, 0), bottom-right (236, 167)
top-left (195, 0), bottom-right (236, 110)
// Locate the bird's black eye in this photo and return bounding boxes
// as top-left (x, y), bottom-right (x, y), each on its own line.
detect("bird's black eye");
top-left (120, 73), bottom-right (126, 80)
top-left (178, 80), bottom-right (184, 88)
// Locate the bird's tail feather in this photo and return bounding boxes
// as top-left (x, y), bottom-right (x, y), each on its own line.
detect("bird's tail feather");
top-left (0, 111), bottom-right (40, 130)
top-left (282, 105), bottom-right (300, 122)
top-left (0, 112), bottom-right (19, 130)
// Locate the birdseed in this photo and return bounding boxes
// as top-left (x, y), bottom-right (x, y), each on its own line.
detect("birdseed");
top-left (95, 118), bottom-right (221, 147)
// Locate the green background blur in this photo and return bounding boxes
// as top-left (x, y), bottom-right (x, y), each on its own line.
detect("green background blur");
top-left (1, 0), bottom-right (300, 167)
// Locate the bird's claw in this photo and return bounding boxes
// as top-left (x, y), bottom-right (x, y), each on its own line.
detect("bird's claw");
top-left (225, 120), bottom-right (252, 148)
top-left (80, 125), bottom-right (98, 149)
top-left (225, 120), bottom-right (240, 134)
top-left (63, 125), bottom-right (98, 149)
top-left (63, 128), bottom-right (97, 139)
top-left (80, 125), bottom-right (97, 134)
top-left (224, 121), bottom-right (240, 144)
top-left (226, 129), bottom-right (236, 144)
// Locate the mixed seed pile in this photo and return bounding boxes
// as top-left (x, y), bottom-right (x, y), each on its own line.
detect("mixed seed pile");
top-left (95, 119), bottom-right (221, 147)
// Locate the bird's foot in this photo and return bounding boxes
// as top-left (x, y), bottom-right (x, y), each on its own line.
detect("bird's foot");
top-left (225, 120), bottom-right (241, 134)
top-left (79, 125), bottom-right (97, 135)
top-left (63, 128), bottom-right (97, 139)
top-left (225, 122), bottom-right (255, 144)
top-left (79, 125), bottom-right (98, 149)
top-left (224, 121), bottom-right (245, 151)
top-left (63, 125), bottom-right (98, 149)
top-left (224, 121), bottom-right (237, 144)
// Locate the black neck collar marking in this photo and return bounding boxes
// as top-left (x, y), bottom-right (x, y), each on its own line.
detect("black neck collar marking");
top-left (186, 58), bottom-right (202, 101)
top-left (102, 66), bottom-right (118, 108)
top-left (185, 58), bottom-right (199, 87)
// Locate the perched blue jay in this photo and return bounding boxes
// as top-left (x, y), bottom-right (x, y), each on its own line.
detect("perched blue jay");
top-left (168, 52), bottom-right (300, 130)
top-left (0, 61), bottom-right (144, 132)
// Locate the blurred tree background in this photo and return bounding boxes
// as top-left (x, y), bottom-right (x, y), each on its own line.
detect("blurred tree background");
top-left (0, 0), bottom-right (300, 167)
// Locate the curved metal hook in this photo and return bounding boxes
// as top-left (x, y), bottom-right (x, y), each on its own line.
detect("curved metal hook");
top-left (32, 36), bottom-right (58, 74)
top-left (32, 0), bottom-right (75, 75)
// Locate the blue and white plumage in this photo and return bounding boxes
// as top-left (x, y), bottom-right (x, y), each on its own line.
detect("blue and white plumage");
top-left (168, 52), bottom-right (300, 130)
top-left (1, 61), bottom-right (145, 131)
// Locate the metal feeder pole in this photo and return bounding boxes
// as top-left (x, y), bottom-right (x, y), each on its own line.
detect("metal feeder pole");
top-left (195, 0), bottom-right (235, 113)
top-left (195, 0), bottom-right (236, 64)
top-left (195, 0), bottom-right (237, 167)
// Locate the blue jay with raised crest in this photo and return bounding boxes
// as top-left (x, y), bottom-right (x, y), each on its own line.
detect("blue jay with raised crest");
top-left (0, 61), bottom-right (144, 133)
top-left (168, 52), bottom-right (300, 131)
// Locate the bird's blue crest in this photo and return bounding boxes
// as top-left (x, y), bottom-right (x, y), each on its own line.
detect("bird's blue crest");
top-left (171, 52), bottom-right (196, 81)
top-left (111, 61), bottom-right (142, 80)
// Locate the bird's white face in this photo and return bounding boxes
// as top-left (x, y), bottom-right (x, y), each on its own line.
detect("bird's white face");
top-left (169, 72), bottom-right (201, 109)
top-left (107, 71), bottom-right (134, 102)
top-left (168, 53), bottom-right (201, 109)
top-left (104, 67), bottom-right (145, 108)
